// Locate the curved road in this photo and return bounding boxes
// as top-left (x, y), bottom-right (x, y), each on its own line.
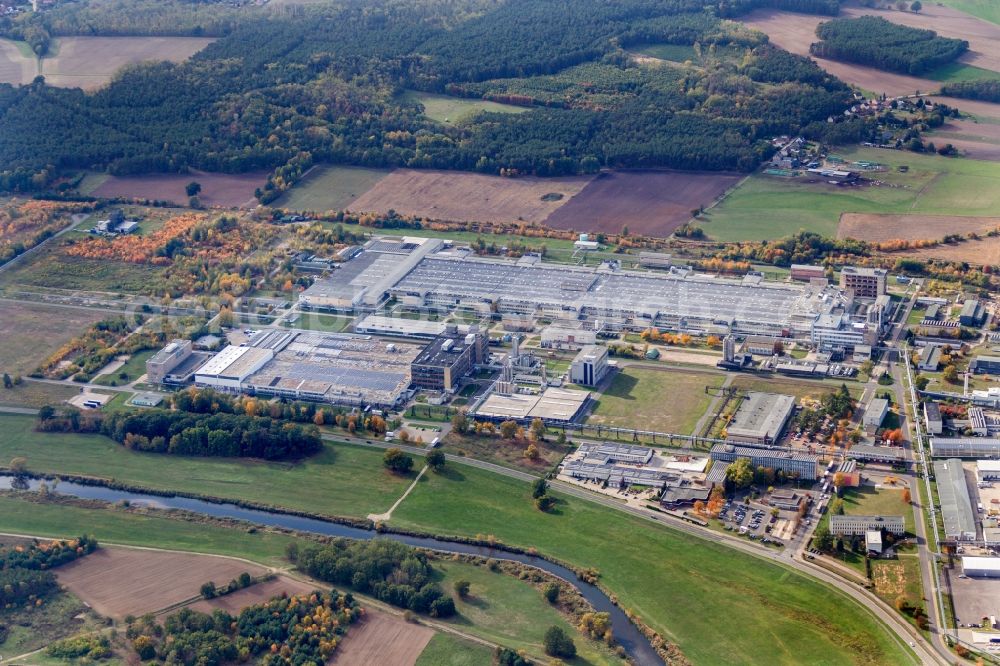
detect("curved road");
top-left (327, 435), bottom-right (941, 664)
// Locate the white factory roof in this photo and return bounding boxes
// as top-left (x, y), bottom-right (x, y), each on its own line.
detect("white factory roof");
top-left (979, 460), bottom-right (1000, 473)
top-left (195, 346), bottom-right (272, 379)
top-left (963, 556), bottom-right (1000, 573)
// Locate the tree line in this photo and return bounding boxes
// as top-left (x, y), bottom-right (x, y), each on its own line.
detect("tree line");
top-left (37, 408), bottom-right (322, 460)
top-left (124, 590), bottom-right (361, 664)
top-left (940, 80), bottom-right (1000, 104)
top-left (810, 16), bottom-right (967, 75)
top-left (0, 537), bottom-right (98, 607)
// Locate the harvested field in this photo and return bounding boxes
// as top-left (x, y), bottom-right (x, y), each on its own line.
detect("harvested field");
top-left (0, 301), bottom-right (106, 375)
top-left (40, 36), bottom-right (214, 90)
top-left (330, 610), bottom-right (435, 666)
top-left (348, 169), bottom-right (592, 224)
top-left (55, 546), bottom-right (267, 619)
top-left (90, 170), bottom-right (267, 208)
top-left (741, 7), bottom-right (1000, 118)
top-left (0, 38), bottom-right (36, 85)
top-left (186, 575), bottom-right (316, 614)
top-left (543, 170), bottom-right (742, 237)
top-left (907, 238), bottom-right (1000, 264)
top-left (929, 119), bottom-right (1000, 161)
top-left (837, 212), bottom-right (1000, 242)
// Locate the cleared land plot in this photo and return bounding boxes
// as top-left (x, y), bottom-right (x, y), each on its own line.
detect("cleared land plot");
top-left (91, 170), bottom-right (267, 208)
top-left (331, 610), bottom-right (434, 666)
top-left (40, 37), bottom-right (214, 90)
top-left (0, 38), bottom-right (36, 85)
top-left (348, 169), bottom-right (592, 225)
top-left (741, 7), bottom-right (1000, 114)
top-left (56, 546), bottom-right (267, 619)
top-left (273, 165), bottom-right (389, 212)
top-left (587, 367), bottom-right (725, 435)
top-left (730, 374), bottom-right (861, 400)
top-left (0, 380), bottom-right (78, 409)
top-left (0, 301), bottom-right (106, 375)
top-left (543, 170), bottom-right (742, 237)
top-left (838, 213), bottom-right (1000, 263)
top-left (186, 575), bottom-right (316, 614)
top-left (400, 90), bottom-right (528, 125)
top-left (705, 147), bottom-right (1000, 241)
top-left (0, 414), bottom-right (413, 520)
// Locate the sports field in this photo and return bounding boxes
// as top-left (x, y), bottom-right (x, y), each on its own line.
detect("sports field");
top-left (587, 367), bottom-right (726, 435)
top-left (273, 165), bottom-right (389, 212)
top-left (399, 90), bottom-right (527, 125)
top-left (0, 414), bottom-right (412, 519)
top-left (703, 147), bottom-right (1000, 241)
top-left (389, 465), bottom-right (916, 665)
top-left (39, 36), bottom-right (214, 89)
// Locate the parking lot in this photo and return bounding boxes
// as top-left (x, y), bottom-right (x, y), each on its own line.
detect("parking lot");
top-left (719, 499), bottom-right (789, 547)
top-left (951, 574), bottom-right (1000, 628)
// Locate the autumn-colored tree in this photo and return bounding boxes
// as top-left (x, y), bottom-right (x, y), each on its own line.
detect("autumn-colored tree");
top-left (499, 420), bottom-right (518, 440)
top-left (706, 335), bottom-right (721, 347)
top-left (902, 488), bottom-right (911, 504)
top-left (524, 443), bottom-right (540, 460)
top-left (313, 411), bottom-right (325, 426)
top-left (693, 500), bottom-right (706, 515)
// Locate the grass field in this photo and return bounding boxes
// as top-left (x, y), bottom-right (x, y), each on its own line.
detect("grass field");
top-left (0, 494), bottom-right (294, 565)
top-left (399, 90), bottom-right (527, 125)
top-left (91, 349), bottom-right (154, 386)
top-left (435, 559), bottom-right (621, 664)
top-left (632, 43), bottom-right (697, 62)
top-left (414, 634), bottom-right (494, 666)
top-left (0, 414), bottom-right (412, 519)
top-left (273, 165), bottom-right (389, 212)
top-left (702, 147), bottom-right (1000, 241)
top-left (841, 485), bottom-right (915, 534)
top-left (388, 465), bottom-right (915, 665)
top-left (0, 590), bottom-right (107, 657)
top-left (926, 61), bottom-right (1000, 83)
top-left (0, 381), bottom-right (78, 409)
top-left (936, 0), bottom-right (1000, 26)
top-left (0, 302), bottom-right (107, 376)
top-left (38, 36), bottom-right (214, 90)
top-left (0, 251), bottom-right (166, 293)
top-left (587, 367), bottom-right (725, 435)
top-left (729, 374), bottom-right (862, 400)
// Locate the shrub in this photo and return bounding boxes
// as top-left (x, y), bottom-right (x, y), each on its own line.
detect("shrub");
top-left (543, 626), bottom-right (576, 658)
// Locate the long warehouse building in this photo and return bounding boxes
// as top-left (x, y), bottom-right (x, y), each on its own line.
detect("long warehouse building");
top-left (933, 459), bottom-right (977, 541)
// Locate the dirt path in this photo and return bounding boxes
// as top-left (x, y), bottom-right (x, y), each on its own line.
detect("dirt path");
top-left (368, 465), bottom-right (428, 522)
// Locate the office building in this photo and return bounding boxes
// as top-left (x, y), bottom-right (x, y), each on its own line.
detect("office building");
top-left (924, 402), bottom-right (943, 436)
top-left (710, 443), bottom-right (817, 481)
top-left (410, 325), bottom-right (487, 392)
top-left (839, 266), bottom-right (887, 299)
top-left (146, 339), bottom-right (194, 384)
top-left (862, 398), bottom-right (889, 434)
top-left (829, 515), bottom-right (905, 537)
top-left (570, 345), bottom-right (609, 387)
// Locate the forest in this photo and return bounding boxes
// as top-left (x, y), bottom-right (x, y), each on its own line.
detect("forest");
top-left (292, 539), bottom-right (457, 618)
top-left (940, 80), bottom-right (1000, 104)
top-left (0, 0), bottom-right (858, 192)
top-left (0, 537), bottom-right (98, 607)
top-left (809, 16), bottom-right (968, 75)
top-left (124, 591), bottom-right (361, 665)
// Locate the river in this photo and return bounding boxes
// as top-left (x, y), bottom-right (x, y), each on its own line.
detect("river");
top-left (0, 475), bottom-right (664, 666)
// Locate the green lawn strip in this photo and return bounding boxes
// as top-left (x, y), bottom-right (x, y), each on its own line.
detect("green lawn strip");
top-left (702, 146), bottom-right (1000, 242)
top-left (0, 494), bottom-right (293, 566)
top-left (91, 349), bottom-right (155, 386)
top-left (587, 367), bottom-right (724, 435)
top-left (398, 90), bottom-right (527, 124)
top-left (388, 466), bottom-right (915, 666)
top-left (415, 633), bottom-right (496, 666)
top-left (0, 414), bottom-right (411, 519)
top-left (936, 0), bottom-right (1000, 25)
top-left (434, 559), bottom-right (619, 664)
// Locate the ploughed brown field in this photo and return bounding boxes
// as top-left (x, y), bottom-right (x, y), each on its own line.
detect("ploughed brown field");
top-left (55, 546), bottom-right (268, 619)
top-left (741, 7), bottom-right (1000, 118)
top-left (186, 575), bottom-right (318, 614)
top-left (90, 171), bottom-right (268, 208)
top-left (0, 39), bottom-right (36, 86)
top-left (348, 169), bottom-right (593, 224)
top-left (330, 610), bottom-right (435, 666)
top-left (930, 119), bottom-right (1000, 161)
top-left (838, 212), bottom-right (1000, 263)
top-left (542, 170), bottom-right (743, 236)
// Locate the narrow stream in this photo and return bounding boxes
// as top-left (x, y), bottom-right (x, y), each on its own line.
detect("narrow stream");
top-left (1, 476), bottom-right (664, 666)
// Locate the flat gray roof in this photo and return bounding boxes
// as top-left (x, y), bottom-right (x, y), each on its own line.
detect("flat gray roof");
top-left (934, 459), bottom-right (977, 539)
top-left (726, 392), bottom-right (796, 441)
